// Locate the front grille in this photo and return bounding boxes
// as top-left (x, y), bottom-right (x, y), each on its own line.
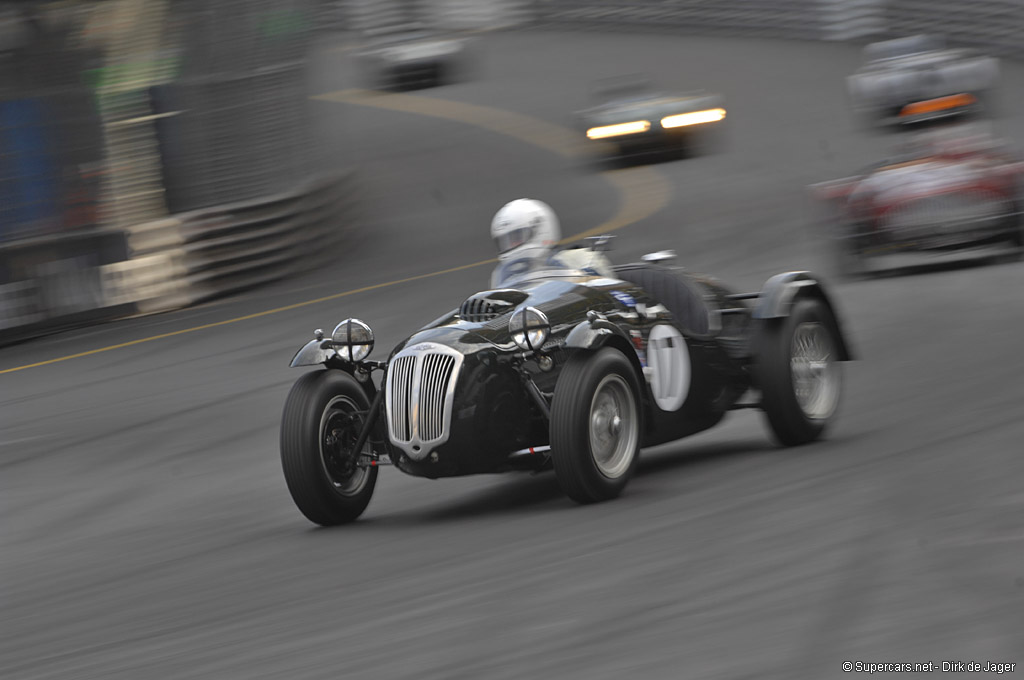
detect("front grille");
top-left (388, 355), bottom-right (416, 442)
top-left (386, 343), bottom-right (463, 460)
top-left (418, 353), bottom-right (456, 441)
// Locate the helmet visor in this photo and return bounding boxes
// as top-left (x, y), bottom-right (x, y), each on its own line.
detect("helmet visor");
top-left (495, 226), bottom-right (533, 254)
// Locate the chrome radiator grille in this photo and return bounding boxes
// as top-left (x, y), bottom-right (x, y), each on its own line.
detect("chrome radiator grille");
top-left (388, 355), bottom-right (416, 442)
top-left (386, 343), bottom-right (464, 460)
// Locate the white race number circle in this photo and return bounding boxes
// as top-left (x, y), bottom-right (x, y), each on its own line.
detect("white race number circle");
top-left (647, 325), bottom-right (690, 412)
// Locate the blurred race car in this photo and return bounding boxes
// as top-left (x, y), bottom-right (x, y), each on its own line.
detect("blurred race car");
top-left (355, 24), bottom-right (471, 91)
top-left (847, 35), bottom-right (999, 127)
top-left (280, 245), bottom-right (853, 526)
top-left (578, 76), bottom-right (726, 160)
top-left (813, 125), bottom-right (1023, 276)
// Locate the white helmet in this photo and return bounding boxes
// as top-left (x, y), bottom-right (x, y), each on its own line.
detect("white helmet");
top-left (490, 199), bottom-right (560, 264)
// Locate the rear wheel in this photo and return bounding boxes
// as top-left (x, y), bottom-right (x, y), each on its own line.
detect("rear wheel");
top-left (550, 348), bottom-right (642, 503)
top-left (754, 299), bottom-right (843, 446)
top-left (280, 370), bottom-right (378, 526)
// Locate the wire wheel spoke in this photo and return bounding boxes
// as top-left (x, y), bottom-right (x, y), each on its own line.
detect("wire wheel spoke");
top-left (588, 375), bottom-right (638, 479)
top-left (790, 322), bottom-right (840, 420)
top-left (319, 396), bottom-right (370, 495)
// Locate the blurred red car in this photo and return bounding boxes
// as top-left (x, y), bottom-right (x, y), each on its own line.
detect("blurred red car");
top-left (814, 126), bottom-right (1023, 276)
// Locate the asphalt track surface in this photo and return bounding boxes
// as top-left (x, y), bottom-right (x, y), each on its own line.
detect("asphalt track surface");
top-left (4, 31), bottom-right (1024, 680)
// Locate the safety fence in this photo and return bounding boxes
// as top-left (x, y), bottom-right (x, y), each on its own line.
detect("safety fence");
top-left (342, 0), bottom-right (1022, 56)
top-left (532, 0), bottom-right (879, 41)
top-left (883, 0), bottom-right (1022, 56)
top-left (1, 172), bottom-right (356, 345)
top-left (1, 0), bottom-right (357, 346)
top-left (527, 0), bottom-right (1022, 52)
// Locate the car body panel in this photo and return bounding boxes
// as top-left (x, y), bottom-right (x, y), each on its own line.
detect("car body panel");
top-left (847, 35), bottom-right (999, 125)
top-left (813, 128), bottom-right (1023, 268)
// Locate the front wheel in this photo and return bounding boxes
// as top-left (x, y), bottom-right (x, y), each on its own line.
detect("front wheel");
top-left (550, 348), bottom-right (642, 504)
top-left (280, 370), bottom-right (378, 526)
top-left (754, 298), bottom-right (844, 446)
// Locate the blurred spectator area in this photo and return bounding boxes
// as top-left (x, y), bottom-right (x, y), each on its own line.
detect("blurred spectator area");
top-left (1, 0), bottom-right (320, 248)
top-left (1, 1), bottom-right (323, 340)
top-left (1, 2), bottom-right (105, 243)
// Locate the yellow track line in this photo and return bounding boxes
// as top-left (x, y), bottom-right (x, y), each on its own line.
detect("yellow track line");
top-left (3, 91), bottom-right (671, 374)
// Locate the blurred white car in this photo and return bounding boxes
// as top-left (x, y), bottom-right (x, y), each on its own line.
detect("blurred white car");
top-left (847, 35), bottom-right (999, 126)
top-left (355, 24), bottom-right (471, 91)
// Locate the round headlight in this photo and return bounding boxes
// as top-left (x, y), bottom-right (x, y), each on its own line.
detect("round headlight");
top-left (331, 318), bottom-right (374, 362)
top-left (509, 307), bottom-right (550, 352)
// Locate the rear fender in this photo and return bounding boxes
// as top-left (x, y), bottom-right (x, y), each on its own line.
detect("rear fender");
top-left (753, 272), bottom-right (854, 360)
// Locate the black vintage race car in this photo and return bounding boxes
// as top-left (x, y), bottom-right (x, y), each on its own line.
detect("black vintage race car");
top-left (280, 248), bottom-right (853, 526)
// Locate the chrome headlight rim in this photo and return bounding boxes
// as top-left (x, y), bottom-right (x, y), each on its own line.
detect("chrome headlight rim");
top-left (331, 318), bottom-right (375, 363)
top-left (509, 307), bottom-right (550, 352)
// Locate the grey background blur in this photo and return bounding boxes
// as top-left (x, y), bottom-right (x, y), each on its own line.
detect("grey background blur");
top-left (3, 2), bottom-right (1024, 679)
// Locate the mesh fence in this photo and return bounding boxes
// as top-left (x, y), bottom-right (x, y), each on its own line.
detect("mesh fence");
top-left (883, 0), bottom-right (1023, 56)
top-left (153, 0), bottom-right (319, 214)
top-left (0, 3), bottom-right (106, 243)
top-left (351, 0), bottom-right (1023, 56)
top-left (1, 0), bottom-right (322, 242)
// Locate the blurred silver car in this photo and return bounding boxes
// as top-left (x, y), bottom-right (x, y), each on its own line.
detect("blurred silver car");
top-left (355, 24), bottom-right (471, 91)
top-left (847, 35), bottom-right (999, 126)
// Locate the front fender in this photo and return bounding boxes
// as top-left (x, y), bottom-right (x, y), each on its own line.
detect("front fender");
top-left (565, 318), bottom-right (630, 350)
top-left (290, 339), bottom-right (338, 368)
top-left (754, 271), bottom-right (854, 360)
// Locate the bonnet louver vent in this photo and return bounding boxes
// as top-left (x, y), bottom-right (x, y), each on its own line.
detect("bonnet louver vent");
top-left (458, 289), bottom-right (530, 323)
top-left (459, 298), bottom-right (509, 323)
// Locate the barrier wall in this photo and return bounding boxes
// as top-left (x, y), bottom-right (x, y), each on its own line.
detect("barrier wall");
top-left (345, 0), bottom-right (1020, 56)
top-left (527, 1), bottom-right (1022, 53)
top-left (1, 1), bottom-right (355, 346)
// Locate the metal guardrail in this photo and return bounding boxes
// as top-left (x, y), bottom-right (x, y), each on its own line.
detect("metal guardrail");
top-left (367, 0), bottom-right (1021, 57)
top-left (106, 172), bottom-right (360, 314)
top-left (883, 0), bottom-right (1023, 56)
top-left (1, 172), bottom-right (358, 345)
top-left (527, 0), bottom-right (1022, 50)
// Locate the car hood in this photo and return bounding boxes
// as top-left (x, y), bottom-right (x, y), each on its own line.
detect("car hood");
top-left (388, 276), bottom-right (643, 359)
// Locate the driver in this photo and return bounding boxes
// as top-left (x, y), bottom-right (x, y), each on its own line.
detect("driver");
top-left (490, 198), bottom-right (614, 287)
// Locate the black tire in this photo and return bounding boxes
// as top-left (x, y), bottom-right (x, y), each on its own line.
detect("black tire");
top-left (280, 370), bottom-right (379, 526)
top-left (550, 348), bottom-right (643, 504)
top-left (753, 298), bottom-right (844, 447)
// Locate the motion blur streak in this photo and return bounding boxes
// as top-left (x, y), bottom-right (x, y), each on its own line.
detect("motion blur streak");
top-left (660, 108), bottom-right (727, 128)
top-left (586, 120), bottom-right (651, 139)
top-left (0, 258), bottom-right (495, 375)
top-left (564, 167), bottom-right (672, 242)
top-left (900, 93), bottom-right (977, 117)
top-left (1, 99), bottom-right (671, 375)
top-left (313, 88), bottom-right (590, 159)
top-left (313, 88), bottom-right (672, 244)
